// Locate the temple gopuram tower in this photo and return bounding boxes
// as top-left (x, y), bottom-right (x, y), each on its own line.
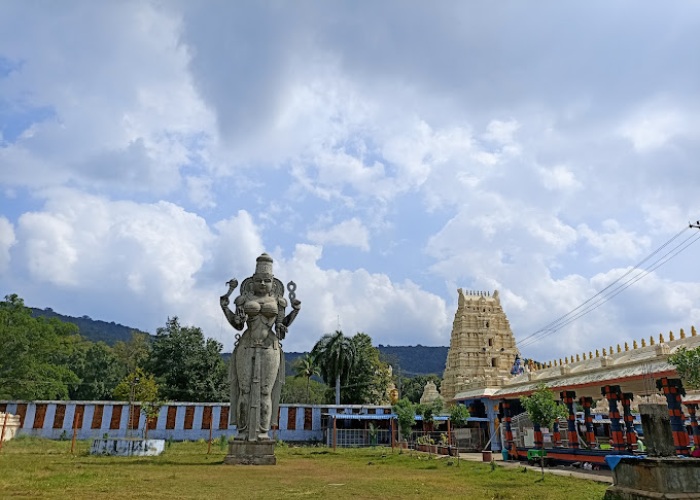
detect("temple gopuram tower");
top-left (441, 289), bottom-right (519, 402)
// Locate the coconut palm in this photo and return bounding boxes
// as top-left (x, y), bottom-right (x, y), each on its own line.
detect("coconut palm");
top-left (293, 353), bottom-right (320, 403)
top-left (311, 330), bottom-right (356, 405)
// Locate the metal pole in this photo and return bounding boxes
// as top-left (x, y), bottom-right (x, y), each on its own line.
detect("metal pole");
top-left (332, 416), bottom-right (337, 451)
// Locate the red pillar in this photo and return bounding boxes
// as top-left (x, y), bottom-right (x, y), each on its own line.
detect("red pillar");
top-left (500, 399), bottom-right (514, 458)
top-left (657, 378), bottom-right (691, 456)
top-left (602, 385), bottom-right (626, 453)
top-left (620, 393), bottom-right (637, 452)
top-left (560, 390), bottom-right (579, 449)
top-left (686, 403), bottom-right (699, 447)
top-left (579, 396), bottom-right (595, 447)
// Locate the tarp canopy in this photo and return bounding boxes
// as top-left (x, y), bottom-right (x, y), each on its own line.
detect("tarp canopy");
top-left (324, 413), bottom-right (395, 420)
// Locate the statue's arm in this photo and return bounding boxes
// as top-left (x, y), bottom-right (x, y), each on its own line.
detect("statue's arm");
top-left (221, 295), bottom-right (245, 331)
top-left (282, 298), bottom-right (301, 327)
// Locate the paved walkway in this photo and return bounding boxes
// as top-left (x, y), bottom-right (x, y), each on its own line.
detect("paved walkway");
top-left (455, 453), bottom-right (614, 484)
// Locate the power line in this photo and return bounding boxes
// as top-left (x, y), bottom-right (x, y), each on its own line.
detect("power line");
top-left (517, 225), bottom-right (700, 351)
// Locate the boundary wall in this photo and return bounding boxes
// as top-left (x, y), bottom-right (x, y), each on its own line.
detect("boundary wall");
top-left (0, 401), bottom-right (392, 442)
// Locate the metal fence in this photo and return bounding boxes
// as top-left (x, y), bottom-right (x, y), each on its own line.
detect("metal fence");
top-left (325, 429), bottom-right (393, 448)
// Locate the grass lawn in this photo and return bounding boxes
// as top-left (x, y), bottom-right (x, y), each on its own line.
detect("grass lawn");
top-left (0, 437), bottom-right (608, 499)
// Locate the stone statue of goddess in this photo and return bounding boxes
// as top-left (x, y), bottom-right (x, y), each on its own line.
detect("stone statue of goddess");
top-left (220, 253), bottom-right (301, 441)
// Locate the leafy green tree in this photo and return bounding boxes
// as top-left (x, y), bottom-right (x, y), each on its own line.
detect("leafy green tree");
top-left (311, 330), bottom-right (356, 405)
top-left (147, 317), bottom-right (229, 402)
top-left (280, 375), bottom-right (330, 404)
top-left (113, 368), bottom-right (161, 439)
top-left (0, 294), bottom-right (81, 399)
top-left (293, 353), bottom-right (321, 403)
top-left (344, 333), bottom-right (392, 405)
top-left (399, 374), bottom-right (442, 404)
top-left (113, 331), bottom-right (152, 374)
top-left (393, 398), bottom-right (416, 444)
top-left (416, 399), bottom-right (444, 429)
top-left (669, 346), bottom-right (700, 390)
top-left (449, 404), bottom-right (470, 428)
top-left (69, 340), bottom-right (123, 400)
top-left (520, 383), bottom-right (568, 478)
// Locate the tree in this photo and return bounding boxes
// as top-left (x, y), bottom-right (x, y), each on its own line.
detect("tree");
top-left (344, 333), bottom-right (392, 405)
top-left (416, 399), bottom-right (444, 430)
top-left (399, 374), bottom-right (442, 404)
top-left (113, 331), bottom-right (152, 374)
top-left (113, 368), bottom-right (161, 439)
top-left (311, 331), bottom-right (356, 405)
top-left (69, 340), bottom-right (123, 400)
top-left (669, 346), bottom-right (700, 390)
top-left (293, 353), bottom-right (321, 403)
top-left (520, 383), bottom-right (568, 479)
top-left (280, 376), bottom-right (330, 404)
top-left (449, 404), bottom-right (470, 428)
top-left (0, 294), bottom-right (81, 400)
top-left (393, 398), bottom-right (416, 444)
top-left (147, 317), bottom-right (229, 402)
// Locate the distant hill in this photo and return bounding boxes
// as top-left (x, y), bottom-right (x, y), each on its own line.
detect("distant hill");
top-left (278, 345), bottom-right (448, 378)
top-left (31, 307), bottom-right (448, 377)
top-left (31, 307), bottom-right (150, 345)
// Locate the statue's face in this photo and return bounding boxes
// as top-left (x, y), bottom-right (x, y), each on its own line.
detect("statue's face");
top-left (253, 275), bottom-right (273, 295)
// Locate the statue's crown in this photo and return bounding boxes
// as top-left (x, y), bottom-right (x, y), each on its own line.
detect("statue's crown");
top-left (255, 253), bottom-right (274, 276)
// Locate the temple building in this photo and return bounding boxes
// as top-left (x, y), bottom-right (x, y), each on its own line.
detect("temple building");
top-left (441, 289), bottom-right (519, 402)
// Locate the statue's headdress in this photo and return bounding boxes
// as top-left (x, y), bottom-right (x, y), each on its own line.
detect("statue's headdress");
top-left (254, 253), bottom-right (274, 277)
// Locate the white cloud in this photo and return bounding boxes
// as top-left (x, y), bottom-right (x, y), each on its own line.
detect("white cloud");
top-left (538, 165), bottom-right (582, 191)
top-left (577, 220), bottom-right (650, 262)
top-left (618, 101), bottom-right (688, 152)
top-left (0, 217), bottom-right (16, 273)
top-left (307, 218), bottom-right (370, 251)
top-left (3, 2), bottom-right (700, 366)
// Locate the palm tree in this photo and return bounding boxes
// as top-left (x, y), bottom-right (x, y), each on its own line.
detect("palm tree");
top-left (311, 331), bottom-right (356, 405)
top-left (293, 353), bottom-right (320, 403)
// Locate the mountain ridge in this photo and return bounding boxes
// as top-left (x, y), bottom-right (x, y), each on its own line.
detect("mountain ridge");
top-left (30, 307), bottom-right (448, 377)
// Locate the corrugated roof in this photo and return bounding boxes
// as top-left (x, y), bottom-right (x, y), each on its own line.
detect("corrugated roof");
top-left (324, 413), bottom-right (396, 420)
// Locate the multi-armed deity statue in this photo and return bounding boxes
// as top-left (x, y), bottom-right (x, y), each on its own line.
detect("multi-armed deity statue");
top-left (220, 253), bottom-right (300, 463)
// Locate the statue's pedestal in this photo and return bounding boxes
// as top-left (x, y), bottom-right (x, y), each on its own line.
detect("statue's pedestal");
top-left (224, 439), bottom-right (276, 465)
top-left (604, 457), bottom-right (700, 499)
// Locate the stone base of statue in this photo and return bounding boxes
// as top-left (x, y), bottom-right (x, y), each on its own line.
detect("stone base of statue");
top-left (224, 439), bottom-right (276, 465)
top-left (604, 457), bottom-right (700, 499)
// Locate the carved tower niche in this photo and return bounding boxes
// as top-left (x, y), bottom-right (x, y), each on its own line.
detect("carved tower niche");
top-left (441, 289), bottom-right (519, 402)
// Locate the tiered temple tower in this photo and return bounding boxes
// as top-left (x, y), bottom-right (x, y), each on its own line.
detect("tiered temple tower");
top-left (441, 289), bottom-right (519, 402)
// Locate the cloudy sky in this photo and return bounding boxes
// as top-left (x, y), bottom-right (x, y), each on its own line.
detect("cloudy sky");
top-left (2, 1), bottom-right (700, 365)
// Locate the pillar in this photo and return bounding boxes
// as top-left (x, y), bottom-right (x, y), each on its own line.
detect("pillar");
top-left (602, 385), bottom-right (625, 453)
top-left (500, 399), bottom-right (514, 458)
top-left (656, 377), bottom-right (691, 456)
top-left (686, 403), bottom-right (699, 448)
top-left (560, 390), bottom-right (579, 449)
top-left (579, 396), bottom-right (595, 447)
top-left (533, 422), bottom-right (543, 450)
top-left (552, 420), bottom-right (561, 447)
top-left (620, 393), bottom-right (637, 452)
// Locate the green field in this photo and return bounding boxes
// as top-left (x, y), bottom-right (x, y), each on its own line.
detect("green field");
top-left (0, 437), bottom-right (607, 499)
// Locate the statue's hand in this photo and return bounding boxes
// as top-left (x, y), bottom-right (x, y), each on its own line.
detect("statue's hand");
top-left (277, 323), bottom-right (288, 340)
top-left (235, 308), bottom-right (246, 322)
top-left (291, 299), bottom-right (301, 311)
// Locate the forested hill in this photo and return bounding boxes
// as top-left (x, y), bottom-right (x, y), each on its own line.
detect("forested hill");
top-left (30, 307), bottom-right (448, 376)
top-left (377, 345), bottom-right (448, 376)
top-left (283, 345), bottom-right (448, 377)
top-left (30, 308), bottom-right (151, 345)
